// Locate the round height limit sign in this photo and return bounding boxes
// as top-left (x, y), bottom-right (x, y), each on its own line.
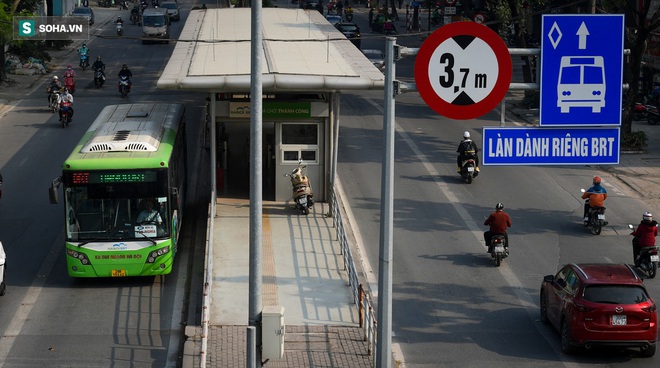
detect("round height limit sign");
top-left (415, 22), bottom-right (512, 120)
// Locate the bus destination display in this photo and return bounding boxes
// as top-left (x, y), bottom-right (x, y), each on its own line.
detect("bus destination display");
top-left (70, 171), bottom-right (157, 184)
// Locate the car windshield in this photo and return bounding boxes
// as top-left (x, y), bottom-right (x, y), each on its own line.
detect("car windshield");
top-left (143, 16), bottom-right (166, 27)
top-left (162, 3), bottom-right (177, 8)
top-left (73, 8), bottom-right (91, 15)
top-left (338, 25), bottom-right (358, 32)
top-left (583, 285), bottom-right (650, 304)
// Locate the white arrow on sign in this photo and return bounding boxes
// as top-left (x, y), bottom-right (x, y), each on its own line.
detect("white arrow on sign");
top-left (577, 22), bottom-right (589, 49)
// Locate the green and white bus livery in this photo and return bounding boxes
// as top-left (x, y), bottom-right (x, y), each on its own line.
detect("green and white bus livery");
top-left (50, 104), bottom-right (187, 277)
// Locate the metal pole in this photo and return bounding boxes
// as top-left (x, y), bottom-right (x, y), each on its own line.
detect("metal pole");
top-left (210, 92), bottom-right (217, 218)
top-left (248, 1), bottom-right (263, 366)
top-left (376, 36), bottom-right (396, 368)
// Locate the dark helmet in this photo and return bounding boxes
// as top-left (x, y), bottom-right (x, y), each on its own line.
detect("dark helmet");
top-left (97, 56), bottom-right (102, 60)
top-left (495, 203), bottom-right (504, 210)
top-left (122, 64), bottom-right (128, 69)
top-left (593, 175), bottom-right (601, 185)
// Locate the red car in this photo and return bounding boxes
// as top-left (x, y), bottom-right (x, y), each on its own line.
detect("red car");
top-left (540, 263), bottom-right (657, 357)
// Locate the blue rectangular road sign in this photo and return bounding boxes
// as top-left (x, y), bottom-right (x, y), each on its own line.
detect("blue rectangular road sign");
top-left (540, 15), bottom-right (624, 126)
top-left (482, 127), bottom-right (620, 165)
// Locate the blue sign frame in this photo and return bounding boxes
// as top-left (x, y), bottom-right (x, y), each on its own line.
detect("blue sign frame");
top-left (482, 127), bottom-right (620, 165)
top-left (540, 15), bottom-right (624, 126)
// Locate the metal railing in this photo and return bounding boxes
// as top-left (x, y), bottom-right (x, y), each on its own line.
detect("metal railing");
top-left (330, 187), bottom-right (378, 363)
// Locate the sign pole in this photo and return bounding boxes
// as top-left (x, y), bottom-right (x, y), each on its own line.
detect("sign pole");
top-left (376, 36), bottom-right (396, 368)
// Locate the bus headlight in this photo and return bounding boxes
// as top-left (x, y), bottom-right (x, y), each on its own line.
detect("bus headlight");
top-left (146, 246), bottom-right (170, 264)
top-left (67, 249), bottom-right (90, 265)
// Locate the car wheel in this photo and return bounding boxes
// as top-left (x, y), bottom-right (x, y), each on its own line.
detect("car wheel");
top-left (561, 319), bottom-right (577, 355)
top-left (641, 343), bottom-right (656, 357)
top-left (540, 291), bottom-right (549, 324)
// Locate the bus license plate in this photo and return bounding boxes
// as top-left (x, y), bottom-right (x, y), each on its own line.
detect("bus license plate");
top-left (611, 315), bottom-right (627, 326)
top-left (111, 269), bottom-right (127, 277)
top-left (651, 255), bottom-right (660, 262)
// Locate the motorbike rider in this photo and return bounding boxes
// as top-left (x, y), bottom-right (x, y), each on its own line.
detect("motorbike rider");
top-left (92, 56), bottom-right (106, 82)
top-left (63, 64), bottom-right (76, 93)
top-left (78, 43), bottom-right (90, 67)
top-left (484, 202), bottom-right (512, 252)
top-left (46, 76), bottom-right (62, 103)
top-left (115, 16), bottom-right (124, 25)
top-left (57, 87), bottom-right (74, 121)
top-left (581, 175), bottom-right (608, 223)
top-left (117, 64), bottom-right (133, 92)
top-left (456, 131), bottom-right (480, 174)
top-left (631, 212), bottom-right (658, 266)
top-left (131, 4), bottom-right (141, 21)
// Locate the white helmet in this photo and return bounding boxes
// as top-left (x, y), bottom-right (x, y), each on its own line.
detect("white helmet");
top-left (463, 131), bottom-right (470, 139)
top-left (643, 212), bottom-right (653, 221)
top-left (53, 76), bottom-right (58, 80)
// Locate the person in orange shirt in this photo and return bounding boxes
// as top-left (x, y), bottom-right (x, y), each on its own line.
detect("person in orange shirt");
top-left (581, 176), bottom-right (607, 223)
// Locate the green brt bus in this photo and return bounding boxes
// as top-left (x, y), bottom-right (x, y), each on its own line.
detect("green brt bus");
top-left (50, 104), bottom-right (187, 277)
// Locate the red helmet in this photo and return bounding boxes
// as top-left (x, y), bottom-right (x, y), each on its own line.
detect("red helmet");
top-left (592, 176), bottom-right (601, 185)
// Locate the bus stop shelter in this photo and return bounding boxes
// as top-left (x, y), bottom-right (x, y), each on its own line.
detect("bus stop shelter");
top-left (157, 7), bottom-right (385, 202)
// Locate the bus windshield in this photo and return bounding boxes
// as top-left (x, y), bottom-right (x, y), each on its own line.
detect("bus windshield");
top-left (64, 177), bottom-right (170, 241)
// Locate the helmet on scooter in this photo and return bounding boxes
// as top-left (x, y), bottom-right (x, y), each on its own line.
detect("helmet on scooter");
top-left (52, 76), bottom-right (58, 80)
top-left (643, 212), bottom-right (653, 221)
top-left (67, 64), bottom-right (72, 69)
top-left (592, 176), bottom-right (601, 185)
top-left (463, 131), bottom-right (470, 139)
top-left (495, 203), bottom-right (504, 210)
top-left (122, 64), bottom-right (128, 69)
top-left (97, 56), bottom-right (102, 60)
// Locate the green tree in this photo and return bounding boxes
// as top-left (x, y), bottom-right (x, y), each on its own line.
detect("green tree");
top-left (1, 0), bottom-right (41, 83)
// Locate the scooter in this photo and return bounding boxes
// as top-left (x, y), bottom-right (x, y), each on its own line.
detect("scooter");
top-left (80, 53), bottom-right (89, 71)
top-left (59, 100), bottom-right (73, 127)
top-left (119, 0), bottom-right (129, 10)
top-left (581, 190), bottom-right (607, 235)
top-left (285, 159), bottom-right (314, 215)
top-left (64, 76), bottom-right (75, 94)
top-left (116, 21), bottom-right (124, 36)
top-left (94, 69), bottom-right (105, 88)
top-left (118, 75), bottom-right (130, 98)
top-left (488, 234), bottom-right (508, 267)
top-left (629, 224), bottom-right (659, 278)
top-left (459, 158), bottom-right (478, 184)
top-left (47, 88), bottom-right (60, 113)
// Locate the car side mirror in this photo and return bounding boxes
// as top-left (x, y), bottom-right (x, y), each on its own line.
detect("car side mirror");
top-left (543, 274), bottom-right (555, 283)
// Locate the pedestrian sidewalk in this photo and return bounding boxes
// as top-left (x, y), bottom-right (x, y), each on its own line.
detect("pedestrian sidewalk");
top-left (194, 198), bottom-right (373, 367)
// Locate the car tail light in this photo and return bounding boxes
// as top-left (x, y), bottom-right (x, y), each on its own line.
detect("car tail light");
top-left (574, 301), bottom-right (595, 313)
top-left (642, 303), bottom-right (657, 313)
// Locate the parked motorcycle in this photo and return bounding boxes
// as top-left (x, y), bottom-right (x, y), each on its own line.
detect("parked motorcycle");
top-left (581, 189), bottom-right (607, 235)
top-left (118, 75), bottom-right (130, 98)
top-left (459, 158), bottom-right (478, 184)
top-left (647, 105), bottom-right (660, 125)
top-left (632, 103), bottom-right (649, 121)
top-left (80, 53), bottom-right (89, 71)
top-left (629, 224), bottom-right (659, 278)
top-left (93, 69), bottom-right (105, 88)
top-left (285, 159), bottom-right (314, 215)
top-left (116, 21), bottom-right (124, 36)
top-left (59, 101), bottom-right (73, 127)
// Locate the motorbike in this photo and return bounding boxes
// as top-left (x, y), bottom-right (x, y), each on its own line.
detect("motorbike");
top-left (47, 89), bottom-right (60, 113)
top-left (459, 158), bottom-right (478, 184)
top-left (629, 224), bottom-right (659, 278)
top-left (344, 9), bottom-right (353, 22)
top-left (93, 69), bottom-right (105, 88)
top-left (116, 21), bottom-right (124, 36)
top-left (64, 76), bottom-right (75, 94)
top-left (130, 12), bottom-right (140, 25)
top-left (488, 234), bottom-right (508, 267)
top-left (59, 100), bottom-right (73, 128)
top-left (581, 189), bottom-right (607, 235)
top-left (632, 103), bottom-right (649, 121)
top-left (119, 0), bottom-right (129, 10)
top-left (647, 105), bottom-right (660, 125)
top-left (285, 159), bottom-right (314, 215)
top-left (118, 75), bottom-right (130, 98)
top-left (80, 54), bottom-right (89, 71)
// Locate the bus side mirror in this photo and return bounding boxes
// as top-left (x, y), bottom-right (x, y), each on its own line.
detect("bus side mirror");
top-left (49, 177), bottom-right (62, 205)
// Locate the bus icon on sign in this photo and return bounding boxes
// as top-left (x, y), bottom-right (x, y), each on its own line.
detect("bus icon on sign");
top-left (557, 56), bottom-right (605, 113)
